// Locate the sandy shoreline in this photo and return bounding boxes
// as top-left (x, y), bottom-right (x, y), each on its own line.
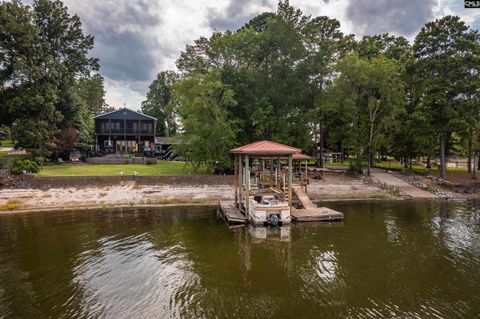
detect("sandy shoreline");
top-left (0, 172), bottom-right (399, 213)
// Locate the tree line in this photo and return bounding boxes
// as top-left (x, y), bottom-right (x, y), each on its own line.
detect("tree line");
top-left (1, 0), bottom-right (479, 181)
top-left (142, 1), bottom-right (479, 180)
top-left (0, 0), bottom-right (109, 159)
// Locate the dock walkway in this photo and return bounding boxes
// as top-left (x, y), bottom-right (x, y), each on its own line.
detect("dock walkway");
top-left (370, 169), bottom-right (438, 199)
top-left (291, 186), bottom-right (344, 222)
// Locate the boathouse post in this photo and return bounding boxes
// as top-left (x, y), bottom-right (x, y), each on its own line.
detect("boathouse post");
top-left (305, 160), bottom-right (308, 194)
top-left (288, 154), bottom-right (293, 207)
top-left (238, 154), bottom-right (243, 209)
top-left (269, 159), bottom-right (274, 188)
top-left (276, 159), bottom-right (280, 187)
top-left (234, 154), bottom-right (238, 206)
top-left (262, 160), bottom-right (265, 181)
top-left (245, 154), bottom-right (250, 219)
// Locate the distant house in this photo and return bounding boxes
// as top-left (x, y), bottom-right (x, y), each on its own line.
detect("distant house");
top-left (94, 108), bottom-right (156, 155)
top-left (0, 131), bottom-right (7, 140)
top-left (155, 136), bottom-right (186, 159)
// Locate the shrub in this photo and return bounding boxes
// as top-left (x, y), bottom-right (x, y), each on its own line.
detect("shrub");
top-left (34, 157), bottom-right (46, 166)
top-left (10, 159), bottom-right (40, 175)
top-left (348, 158), bottom-right (364, 174)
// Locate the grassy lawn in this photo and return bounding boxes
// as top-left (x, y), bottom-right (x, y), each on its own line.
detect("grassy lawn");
top-left (0, 152), bottom-right (26, 159)
top-left (375, 161), bottom-right (427, 173)
top-left (36, 161), bottom-right (211, 176)
top-left (375, 161), bottom-right (468, 173)
top-left (325, 161), bottom-right (351, 167)
top-left (0, 140), bottom-right (15, 148)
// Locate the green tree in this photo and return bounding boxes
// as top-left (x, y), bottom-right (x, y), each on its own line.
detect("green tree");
top-left (413, 16), bottom-right (478, 180)
top-left (172, 71), bottom-right (237, 169)
top-left (141, 71), bottom-right (180, 136)
top-left (331, 54), bottom-right (404, 174)
top-left (78, 74), bottom-right (107, 116)
top-left (0, 0), bottom-right (98, 158)
top-left (301, 16), bottom-right (353, 166)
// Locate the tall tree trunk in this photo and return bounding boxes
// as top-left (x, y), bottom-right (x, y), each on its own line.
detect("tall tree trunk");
top-left (473, 129), bottom-right (478, 180)
top-left (439, 132), bottom-right (447, 180)
top-left (426, 156), bottom-right (431, 169)
top-left (472, 153), bottom-right (477, 180)
top-left (314, 124), bottom-right (319, 167)
top-left (318, 123), bottom-right (324, 168)
top-left (340, 141), bottom-right (344, 165)
top-left (367, 121), bottom-right (374, 176)
top-left (468, 128), bottom-right (472, 173)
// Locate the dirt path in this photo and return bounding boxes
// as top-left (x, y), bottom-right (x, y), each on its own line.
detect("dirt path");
top-left (306, 171), bottom-right (393, 201)
top-left (370, 169), bottom-right (438, 199)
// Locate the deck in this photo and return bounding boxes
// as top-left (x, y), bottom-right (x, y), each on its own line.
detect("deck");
top-left (219, 201), bottom-right (247, 224)
top-left (291, 186), bottom-right (344, 222)
top-left (291, 207), bottom-right (344, 222)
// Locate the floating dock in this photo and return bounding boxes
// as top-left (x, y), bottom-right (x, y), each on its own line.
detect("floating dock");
top-left (291, 186), bottom-right (344, 222)
top-left (291, 207), bottom-right (343, 222)
top-left (219, 201), bottom-right (247, 224)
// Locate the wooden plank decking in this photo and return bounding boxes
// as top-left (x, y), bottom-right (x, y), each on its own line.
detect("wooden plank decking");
top-left (291, 207), bottom-right (344, 222)
top-left (291, 186), bottom-right (344, 222)
top-left (219, 201), bottom-right (247, 224)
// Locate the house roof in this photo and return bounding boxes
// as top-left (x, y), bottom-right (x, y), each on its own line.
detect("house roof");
top-left (230, 140), bottom-right (301, 156)
top-left (94, 107), bottom-right (157, 121)
top-left (292, 153), bottom-right (312, 160)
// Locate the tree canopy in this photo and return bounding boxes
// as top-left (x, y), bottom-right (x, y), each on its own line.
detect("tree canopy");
top-left (160, 1), bottom-right (480, 177)
top-left (2, 0), bottom-right (480, 180)
top-left (0, 0), bottom-right (106, 158)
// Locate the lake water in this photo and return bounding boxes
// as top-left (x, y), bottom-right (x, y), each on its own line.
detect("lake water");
top-left (0, 201), bottom-right (479, 318)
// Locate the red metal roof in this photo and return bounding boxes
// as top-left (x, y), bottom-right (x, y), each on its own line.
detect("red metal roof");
top-left (230, 140), bottom-right (301, 155)
top-left (292, 153), bottom-right (312, 160)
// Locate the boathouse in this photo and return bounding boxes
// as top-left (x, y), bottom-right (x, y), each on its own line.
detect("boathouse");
top-left (94, 108), bottom-right (156, 155)
top-left (220, 140), bottom-right (343, 225)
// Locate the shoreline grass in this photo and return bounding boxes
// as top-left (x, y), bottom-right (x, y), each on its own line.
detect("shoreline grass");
top-left (35, 161), bottom-right (210, 176)
top-left (374, 161), bottom-right (468, 173)
top-left (0, 140), bottom-right (15, 148)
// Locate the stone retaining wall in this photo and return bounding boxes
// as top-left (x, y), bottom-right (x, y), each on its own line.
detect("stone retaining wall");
top-left (10, 175), bottom-right (234, 189)
top-left (85, 157), bottom-right (157, 165)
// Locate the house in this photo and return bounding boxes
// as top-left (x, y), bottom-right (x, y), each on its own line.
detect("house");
top-left (154, 136), bottom-right (186, 159)
top-left (0, 131), bottom-right (7, 140)
top-left (94, 108), bottom-right (156, 155)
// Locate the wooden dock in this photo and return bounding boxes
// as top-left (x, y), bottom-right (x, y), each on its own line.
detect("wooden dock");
top-left (291, 207), bottom-right (344, 222)
top-left (219, 201), bottom-right (247, 224)
top-left (291, 186), bottom-right (344, 222)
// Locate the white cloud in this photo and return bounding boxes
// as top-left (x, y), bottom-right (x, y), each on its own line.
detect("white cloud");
top-left (57, 0), bottom-right (479, 110)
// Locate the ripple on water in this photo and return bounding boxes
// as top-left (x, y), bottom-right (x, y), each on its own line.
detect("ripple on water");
top-left (69, 233), bottom-right (200, 319)
top-left (0, 202), bottom-right (480, 318)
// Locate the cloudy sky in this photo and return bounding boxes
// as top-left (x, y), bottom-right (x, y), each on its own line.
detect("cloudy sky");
top-left (56, 0), bottom-right (480, 110)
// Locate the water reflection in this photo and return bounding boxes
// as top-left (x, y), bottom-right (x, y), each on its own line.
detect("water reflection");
top-left (72, 234), bottom-right (199, 318)
top-left (247, 225), bottom-right (291, 242)
top-left (0, 202), bottom-right (479, 318)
